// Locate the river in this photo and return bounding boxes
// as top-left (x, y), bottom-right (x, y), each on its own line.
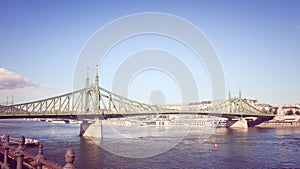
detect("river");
top-left (0, 119), bottom-right (299, 168)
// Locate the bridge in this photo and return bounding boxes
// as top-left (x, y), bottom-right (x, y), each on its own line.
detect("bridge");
top-left (0, 69), bottom-right (274, 131)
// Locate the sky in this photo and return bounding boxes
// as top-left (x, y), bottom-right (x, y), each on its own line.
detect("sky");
top-left (0, 0), bottom-right (299, 106)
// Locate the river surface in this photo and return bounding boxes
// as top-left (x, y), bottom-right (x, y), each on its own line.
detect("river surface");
top-left (0, 119), bottom-right (300, 168)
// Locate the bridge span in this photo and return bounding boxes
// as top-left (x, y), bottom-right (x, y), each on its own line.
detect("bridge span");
top-left (0, 71), bottom-right (274, 136)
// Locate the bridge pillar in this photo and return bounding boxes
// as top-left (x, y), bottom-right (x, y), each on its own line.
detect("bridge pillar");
top-left (248, 116), bottom-right (274, 127)
top-left (228, 118), bottom-right (248, 128)
top-left (79, 118), bottom-right (102, 138)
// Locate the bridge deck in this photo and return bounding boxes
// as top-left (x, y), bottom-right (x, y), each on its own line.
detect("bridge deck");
top-left (0, 111), bottom-right (275, 119)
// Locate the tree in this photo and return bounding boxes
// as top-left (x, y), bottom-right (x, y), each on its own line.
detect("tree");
top-left (285, 109), bottom-right (294, 116)
top-left (273, 109), bottom-right (278, 115)
top-left (261, 108), bottom-right (267, 114)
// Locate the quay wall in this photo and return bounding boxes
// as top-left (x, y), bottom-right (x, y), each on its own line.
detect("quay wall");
top-left (257, 121), bottom-right (300, 128)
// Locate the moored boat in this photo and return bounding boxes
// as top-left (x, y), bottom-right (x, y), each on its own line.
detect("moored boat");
top-left (46, 118), bottom-right (70, 124)
top-left (0, 135), bottom-right (39, 147)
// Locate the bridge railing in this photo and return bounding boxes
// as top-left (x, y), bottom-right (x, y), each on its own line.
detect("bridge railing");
top-left (0, 135), bottom-right (76, 169)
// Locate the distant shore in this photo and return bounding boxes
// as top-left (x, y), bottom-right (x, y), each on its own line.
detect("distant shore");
top-left (257, 121), bottom-right (300, 128)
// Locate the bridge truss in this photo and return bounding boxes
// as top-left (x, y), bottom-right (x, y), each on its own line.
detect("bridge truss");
top-left (0, 70), bottom-right (273, 119)
top-left (0, 84), bottom-right (161, 118)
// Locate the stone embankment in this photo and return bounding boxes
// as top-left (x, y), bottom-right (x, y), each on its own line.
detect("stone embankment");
top-left (257, 121), bottom-right (300, 128)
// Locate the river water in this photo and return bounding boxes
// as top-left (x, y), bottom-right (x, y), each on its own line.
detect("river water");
top-left (0, 119), bottom-right (300, 168)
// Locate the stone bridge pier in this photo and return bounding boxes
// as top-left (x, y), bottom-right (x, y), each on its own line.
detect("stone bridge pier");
top-left (226, 118), bottom-right (248, 128)
top-left (79, 118), bottom-right (103, 138)
top-left (226, 116), bottom-right (274, 128)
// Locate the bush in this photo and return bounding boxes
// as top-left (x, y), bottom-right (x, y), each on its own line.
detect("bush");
top-left (285, 109), bottom-right (294, 115)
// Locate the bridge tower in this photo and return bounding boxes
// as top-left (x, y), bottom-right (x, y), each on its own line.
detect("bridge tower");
top-left (93, 65), bottom-right (100, 113)
top-left (84, 68), bottom-right (90, 112)
top-left (238, 87), bottom-right (243, 114)
top-left (85, 68), bottom-right (90, 88)
top-left (79, 66), bottom-right (102, 138)
top-left (229, 87), bottom-right (248, 128)
top-left (228, 87), bottom-right (232, 113)
top-left (83, 66), bottom-right (100, 113)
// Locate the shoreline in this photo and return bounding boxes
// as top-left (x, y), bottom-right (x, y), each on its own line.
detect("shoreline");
top-left (257, 121), bottom-right (300, 128)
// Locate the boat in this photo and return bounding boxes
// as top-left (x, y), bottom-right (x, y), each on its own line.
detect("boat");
top-left (23, 138), bottom-right (40, 147)
top-left (217, 119), bottom-right (227, 128)
top-left (69, 120), bottom-right (82, 124)
top-left (140, 120), bottom-right (170, 127)
top-left (103, 115), bottom-right (228, 128)
top-left (138, 115), bottom-right (225, 128)
top-left (46, 118), bottom-right (70, 124)
top-left (0, 136), bottom-right (39, 147)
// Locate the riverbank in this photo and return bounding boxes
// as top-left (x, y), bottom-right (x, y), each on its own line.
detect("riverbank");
top-left (257, 121), bottom-right (300, 128)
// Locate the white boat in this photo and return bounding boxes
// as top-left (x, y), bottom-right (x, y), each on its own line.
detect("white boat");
top-left (69, 120), bottom-right (82, 124)
top-left (104, 115), bottom-right (227, 128)
top-left (24, 138), bottom-right (40, 146)
top-left (0, 136), bottom-right (39, 147)
top-left (140, 120), bottom-right (170, 127)
top-left (46, 118), bottom-right (70, 124)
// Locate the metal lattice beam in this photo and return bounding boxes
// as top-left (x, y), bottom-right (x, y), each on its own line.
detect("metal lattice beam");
top-left (0, 84), bottom-right (272, 119)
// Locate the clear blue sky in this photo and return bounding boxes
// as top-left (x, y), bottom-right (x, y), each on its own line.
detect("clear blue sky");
top-left (0, 0), bottom-right (299, 105)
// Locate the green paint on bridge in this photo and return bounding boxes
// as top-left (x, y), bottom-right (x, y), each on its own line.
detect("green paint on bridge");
top-left (0, 73), bottom-right (274, 121)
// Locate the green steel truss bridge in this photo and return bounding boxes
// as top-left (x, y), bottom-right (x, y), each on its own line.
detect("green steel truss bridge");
top-left (0, 72), bottom-right (274, 127)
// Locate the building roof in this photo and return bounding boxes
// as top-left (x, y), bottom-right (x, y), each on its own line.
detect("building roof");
top-left (282, 106), bottom-right (300, 109)
top-left (188, 101), bottom-right (211, 105)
